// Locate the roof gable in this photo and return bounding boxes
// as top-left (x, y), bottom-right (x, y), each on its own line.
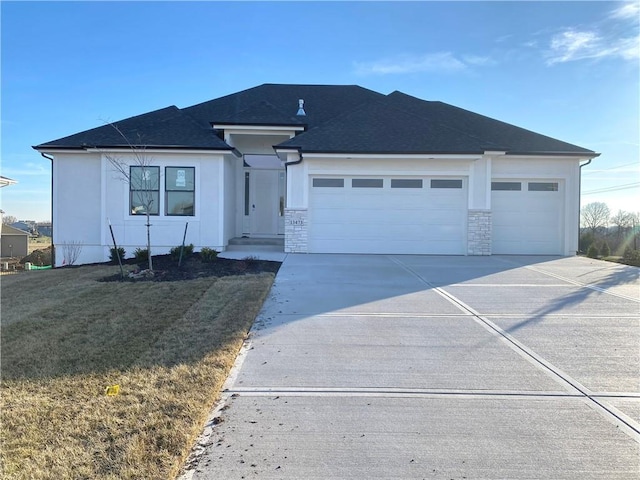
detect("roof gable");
top-left (2, 224), bottom-right (30, 236)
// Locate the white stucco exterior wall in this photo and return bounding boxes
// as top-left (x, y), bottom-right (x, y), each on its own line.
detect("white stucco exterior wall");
top-left (52, 153), bottom-right (103, 266)
top-left (50, 150), bottom-right (232, 266)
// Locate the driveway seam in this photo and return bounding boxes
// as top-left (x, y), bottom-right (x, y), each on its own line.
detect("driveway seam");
top-left (389, 256), bottom-right (640, 442)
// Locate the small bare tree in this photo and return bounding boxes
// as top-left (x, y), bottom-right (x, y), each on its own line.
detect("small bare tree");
top-left (60, 240), bottom-right (83, 266)
top-left (581, 201), bottom-right (610, 236)
top-left (102, 125), bottom-right (156, 272)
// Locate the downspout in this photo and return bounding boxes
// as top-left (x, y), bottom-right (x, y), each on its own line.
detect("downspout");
top-left (40, 152), bottom-right (55, 267)
top-left (283, 148), bottom-right (303, 170)
top-left (578, 158), bottom-right (593, 254)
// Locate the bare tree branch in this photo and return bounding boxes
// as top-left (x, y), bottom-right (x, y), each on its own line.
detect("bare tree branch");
top-left (100, 123), bottom-right (156, 272)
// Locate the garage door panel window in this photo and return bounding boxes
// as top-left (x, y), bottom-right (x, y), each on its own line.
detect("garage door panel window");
top-left (352, 179), bottom-right (383, 188)
top-left (313, 178), bottom-right (344, 188)
top-left (431, 179), bottom-right (463, 189)
top-left (391, 179), bottom-right (423, 188)
top-left (528, 182), bottom-right (559, 191)
top-left (491, 182), bottom-right (522, 191)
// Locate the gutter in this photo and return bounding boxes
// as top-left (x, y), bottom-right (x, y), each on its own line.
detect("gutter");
top-left (40, 152), bottom-right (55, 267)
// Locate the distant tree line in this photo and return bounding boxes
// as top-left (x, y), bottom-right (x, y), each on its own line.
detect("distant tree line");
top-left (580, 202), bottom-right (640, 266)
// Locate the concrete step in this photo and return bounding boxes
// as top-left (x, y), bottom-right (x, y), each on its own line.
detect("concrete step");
top-left (228, 237), bottom-right (284, 247)
top-left (225, 244), bottom-right (284, 252)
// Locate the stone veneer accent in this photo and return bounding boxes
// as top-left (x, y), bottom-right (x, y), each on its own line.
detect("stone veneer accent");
top-left (467, 210), bottom-right (492, 255)
top-left (285, 208), bottom-right (308, 253)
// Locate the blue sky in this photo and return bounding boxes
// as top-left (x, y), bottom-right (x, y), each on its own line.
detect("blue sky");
top-left (2, 1), bottom-right (638, 222)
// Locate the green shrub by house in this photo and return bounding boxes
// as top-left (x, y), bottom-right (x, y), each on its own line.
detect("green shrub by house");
top-left (586, 244), bottom-right (599, 258)
top-left (200, 247), bottom-right (219, 262)
top-left (109, 247), bottom-right (126, 263)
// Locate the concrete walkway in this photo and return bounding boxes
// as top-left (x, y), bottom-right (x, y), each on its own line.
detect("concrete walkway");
top-left (184, 254), bottom-right (640, 479)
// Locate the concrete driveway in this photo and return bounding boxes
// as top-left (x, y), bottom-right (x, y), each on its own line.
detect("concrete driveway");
top-left (185, 254), bottom-right (639, 479)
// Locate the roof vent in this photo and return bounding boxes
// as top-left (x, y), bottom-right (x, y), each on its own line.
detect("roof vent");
top-left (296, 99), bottom-right (306, 116)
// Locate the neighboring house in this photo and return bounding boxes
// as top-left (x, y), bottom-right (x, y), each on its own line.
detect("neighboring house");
top-left (1, 225), bottom-right (29, 258)
top-left (10, 221), bottom-right (35, 235)
top-left (34, 83), bottom-right (598, 267)
top-left (36, 222), bottom-right (53, 237)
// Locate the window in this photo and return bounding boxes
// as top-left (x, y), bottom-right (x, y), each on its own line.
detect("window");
top-left (130, 166), bottom-right (159, 215)
top-left (313, 178), bottom-right (344, 187)
top-left (491, 182), bottom-right (522, 191)
top-left (165, 167), bottom-right (195, 216)
top-left (431, 179), bottom-right (462, 189)
top-left (352, 178), bottom-right (383, 188)
top-left (391, 179), bottom-right (423, 188)
top-left (528, 182), bottom-right (559, 192)
top-left (244, 172), bottom-right (250, 216)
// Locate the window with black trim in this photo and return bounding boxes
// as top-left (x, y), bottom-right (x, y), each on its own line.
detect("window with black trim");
top-left (165, 167), bottom-right (195, 216)
top-left (528, 182), bottom-right (558, 192)
top-left (491, 182), bottom-right (522, 191)
top-left (313, 178), bottom-right (344, 187)
top-left (352, 178), bottom-right (383, 188)
top-left (130, 166), bottom-right (160, 215)
top-left (391, 179), bottom-right (423, 188)
top-left (431, 179), bottom-right (462, 189)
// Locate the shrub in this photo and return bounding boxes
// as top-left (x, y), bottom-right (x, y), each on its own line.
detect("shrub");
top-left (600, 241), bottom-right (611, 258)
top-left (586, 244), bottom-right (599, 259)
top-left (200, 247), bottom-right (219, 262)
top-left (109, 247), bottom-right (125, 263)
top-left (170, 243), bottom-right (194, 261)
top-left (134, 248), bottom-right (149, 264)
top-left (622, 247), bottom-right (640, 267)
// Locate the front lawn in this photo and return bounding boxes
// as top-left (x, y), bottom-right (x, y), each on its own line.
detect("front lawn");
top-left (1, 261), bottom-right (276, 479)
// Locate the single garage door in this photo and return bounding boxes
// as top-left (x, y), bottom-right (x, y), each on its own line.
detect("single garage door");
top-left (308, 176), bottom-right (467, 254)
top-left (491, 180), bottom-right (563, 254)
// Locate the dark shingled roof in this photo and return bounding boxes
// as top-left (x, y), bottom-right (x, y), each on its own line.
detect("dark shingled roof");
top-left (277, 98), bottom-right (506, 154)
top-left (183, 83), bottom-right (386, 130)
top-left (34, 83), bottom-right (596, 157)
top-left (35, 106), bottom-right (233, 151)
top-left (385, 91), bottom-right (594, 155)
top-left (212, 100), bottom-right (305, 127)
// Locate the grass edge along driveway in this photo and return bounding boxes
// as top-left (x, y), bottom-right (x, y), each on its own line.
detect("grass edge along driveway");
top-left (1, 264), bottom-right (275, 479)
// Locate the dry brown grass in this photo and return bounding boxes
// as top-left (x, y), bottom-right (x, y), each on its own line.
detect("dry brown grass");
top-left (27, 237), bottom-right (51, 255)
top-left (1, 265), bottom-right (275, 479)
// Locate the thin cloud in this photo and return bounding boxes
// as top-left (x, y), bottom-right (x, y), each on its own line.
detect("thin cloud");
top-left (2, 164), bottom-right (50, 177)
top-left (461, 55), bottom-right (497, 66)
top-left (354, 52), bottom-right (466, 75)
top-left (545, 28), bottom-right (639, 65)
top-left (609, 2), bottom-right (640, 19)
top-left (354, 52), bottom-right (499, 75)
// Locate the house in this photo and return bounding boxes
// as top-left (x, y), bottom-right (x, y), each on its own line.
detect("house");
top-left (34, 83), bottom-right (598, 267)
top-left (1, 225), bottom-right (29, 258)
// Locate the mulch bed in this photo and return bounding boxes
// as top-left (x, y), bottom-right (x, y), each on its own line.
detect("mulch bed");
top-left (101, 253), bottom-right (281, 282)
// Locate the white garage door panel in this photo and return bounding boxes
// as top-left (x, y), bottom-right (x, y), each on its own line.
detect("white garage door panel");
top-left (492, 182), bottom-right (563, 255)
top-left (309, 177), bottom-right (467, 254)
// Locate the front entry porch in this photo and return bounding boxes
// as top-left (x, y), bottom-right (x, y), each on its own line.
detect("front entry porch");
top-left (241, 155), bottom-right (286, 238)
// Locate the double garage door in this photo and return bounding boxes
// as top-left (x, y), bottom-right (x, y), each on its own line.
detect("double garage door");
top-left (308, 176), bottom-right (467, 254)
top-left (491, 180), bottom-right (564, 255)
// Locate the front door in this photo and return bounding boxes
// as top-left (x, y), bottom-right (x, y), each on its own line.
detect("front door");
top-left (249, 169), bottom-right (284, 236)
